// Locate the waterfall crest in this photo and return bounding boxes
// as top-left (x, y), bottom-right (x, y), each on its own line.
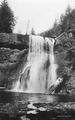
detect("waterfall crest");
top-left (13, 35), bottom-right (58, 93)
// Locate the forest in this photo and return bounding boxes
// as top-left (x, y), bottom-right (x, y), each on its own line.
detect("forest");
top-left (40, 6), bottom-right (75, 38)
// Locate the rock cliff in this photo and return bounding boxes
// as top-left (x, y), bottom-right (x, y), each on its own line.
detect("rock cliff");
top-left (0, 31), bottom-right (75, 94)
top-left (54, 30), bottom-right (75, 93)
top-left (0, 33), bottom-right (29, 88)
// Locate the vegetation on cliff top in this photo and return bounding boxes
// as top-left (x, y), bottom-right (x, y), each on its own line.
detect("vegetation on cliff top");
top-left (40, 5), bottom-right (75, 38)
top-left (0, 0), bottom-right (16, 33)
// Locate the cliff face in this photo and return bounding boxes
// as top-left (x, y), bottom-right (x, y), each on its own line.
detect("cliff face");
top-left (0, 32), bottom-right (75, 94)
top-left (0, 33), bottom-right (29, 50)
top-left (54, 30), bottom-right (75, 93)
top-left (0, 33), bottom-right (29, 88)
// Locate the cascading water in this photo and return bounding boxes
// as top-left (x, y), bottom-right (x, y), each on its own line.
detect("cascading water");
top-left (13, 35), bottom-right (58, 93)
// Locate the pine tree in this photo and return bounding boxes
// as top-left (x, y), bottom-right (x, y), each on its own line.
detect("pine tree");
top-left (31, 28), bottom-right (36, 35)
top-left (60, 5), bottom-right (72, 32)
top-left (0, 0), bottom-right (16, 33)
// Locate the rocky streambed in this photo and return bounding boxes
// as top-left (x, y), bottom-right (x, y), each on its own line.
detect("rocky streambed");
top-left (0, 91), bottom-right (75, 120)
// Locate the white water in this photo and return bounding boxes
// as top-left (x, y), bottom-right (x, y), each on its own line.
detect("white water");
top-left (13, 35), bottom-right (58, 93)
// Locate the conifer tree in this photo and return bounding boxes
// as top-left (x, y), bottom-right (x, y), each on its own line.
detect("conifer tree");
top-left (0, 0), bottom-right (16, 33)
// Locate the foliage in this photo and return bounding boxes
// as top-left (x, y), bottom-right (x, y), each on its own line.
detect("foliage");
top-left (0, 0), bottom-right (16, 33)
top-left (31, 28), bottom-right (36, 35)
top-left (41, 5), bottom-right (75, 37)
top-left (59, 6), bottom-right (72, 33)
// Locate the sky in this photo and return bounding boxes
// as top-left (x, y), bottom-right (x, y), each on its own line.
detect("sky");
top-left (1, 0), bottom-right (75, 34)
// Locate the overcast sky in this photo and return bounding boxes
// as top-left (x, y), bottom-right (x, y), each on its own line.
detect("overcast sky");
top-left (1, 0), bottom-right (75, 34)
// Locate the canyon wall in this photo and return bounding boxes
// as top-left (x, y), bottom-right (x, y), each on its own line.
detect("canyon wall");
top-left (55, 30), bottom-right (75, 93)
top-left (0, 32), bottom-right (75, 94)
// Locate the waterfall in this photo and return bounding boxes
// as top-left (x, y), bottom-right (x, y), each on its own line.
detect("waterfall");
top-left (13, 35), bottom-right (58, 93)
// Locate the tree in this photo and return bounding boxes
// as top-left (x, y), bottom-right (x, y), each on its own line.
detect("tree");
top-left (59, 5), bottom-right (72, 33)
top-left (31, 27), bottom-right (36, 35)
top-left (0, 0), bottom-right (16, 33)
top-left (40, 5), bottom-right (75, 37)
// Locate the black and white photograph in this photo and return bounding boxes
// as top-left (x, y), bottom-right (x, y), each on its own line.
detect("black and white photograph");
top-left (0, 0), bottom-right (75, 119)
